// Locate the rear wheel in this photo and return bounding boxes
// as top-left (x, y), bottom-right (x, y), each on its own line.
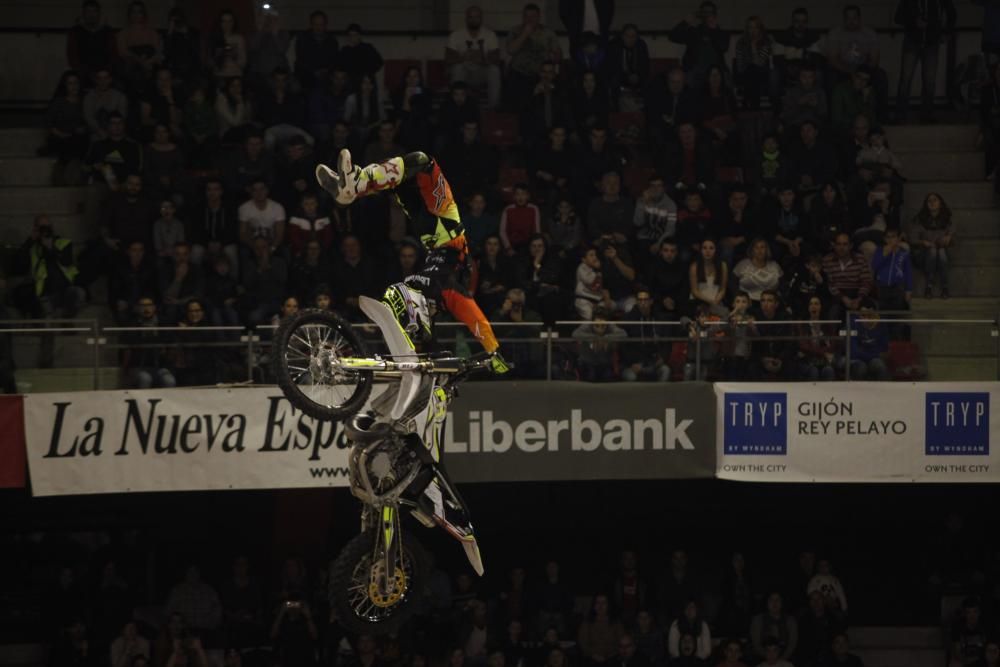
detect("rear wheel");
top-left (272, 308), bottom-right (373, 421)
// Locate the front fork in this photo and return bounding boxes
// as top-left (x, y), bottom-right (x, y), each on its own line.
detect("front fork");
top-left (362, 504), bottom-right (403, 598)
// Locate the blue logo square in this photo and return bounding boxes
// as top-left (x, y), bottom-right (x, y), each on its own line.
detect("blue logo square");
top-left (724, 393), bottom-right (788, 455)
top-left (925, 393), bottom-right (990, 456)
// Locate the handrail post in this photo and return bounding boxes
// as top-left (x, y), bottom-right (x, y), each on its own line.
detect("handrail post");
top-left (245, 329), bottom-right (258, 384)
top-left (695, 321), bottom-right (702, 381)
top-left (545, 325), bottom-right (552, 382)
top-left (844, 312), bottom-right (852, 381)
top-left (92, 319), bottom-right (100, 390)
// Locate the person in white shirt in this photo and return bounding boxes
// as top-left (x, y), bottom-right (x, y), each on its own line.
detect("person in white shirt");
top-left (807, 559), bottom-right (848, 615)
top-left (445, 5), bottom-right (502, 109)
top-left (238, 179), bottom-right (286, 249)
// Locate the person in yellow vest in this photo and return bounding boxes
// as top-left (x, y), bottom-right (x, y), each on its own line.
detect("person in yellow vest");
top-left (16, 216), bottom-right (86, 319)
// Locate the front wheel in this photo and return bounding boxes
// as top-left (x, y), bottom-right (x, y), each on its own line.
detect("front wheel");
top-left (272, 308), bottom-right (373, 420)
top-left (329, 529), bottom-right (430, 635)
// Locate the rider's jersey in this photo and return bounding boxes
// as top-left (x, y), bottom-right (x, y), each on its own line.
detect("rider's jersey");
top-left (395, 159), bottom-right (466, 252)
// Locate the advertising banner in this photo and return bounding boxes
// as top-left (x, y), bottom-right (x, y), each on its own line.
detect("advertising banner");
top-left (24, 382), bottom-right (717, 496)
top-left (716, 383), bottom-right (1000, 482)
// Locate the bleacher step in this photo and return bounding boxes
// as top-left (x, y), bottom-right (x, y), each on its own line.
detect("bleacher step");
top-left (0, 128), bottom-right (46, 157)
top-left (0, 214), bottom-right (89, 246)
top-left (950, 240), bottom-right (1000, 265)
top-left (924, 355), bottom-right (998, 381)
top-left (911, 322), bottom-right (998, 356)
top-left (912, 266), bottom-right (1000, 297)
top-left (0, 187), bottom-right (86, 215)
top-left (0, 157), bottom-right (57, 186)
top-left (848, 626), bottom-right (943, 649)
top-left (933, 209), bottom-right (998, 239)
top-left (896, 152), bottom-right (985, 182)
top-left (886, 124), bottom-right (979, 153)
top-left (903, 182), bottom-right (996, 211)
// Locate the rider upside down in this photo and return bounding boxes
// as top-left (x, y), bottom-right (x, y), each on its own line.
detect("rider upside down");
top-left (316, 149), bottom-right (510, 374)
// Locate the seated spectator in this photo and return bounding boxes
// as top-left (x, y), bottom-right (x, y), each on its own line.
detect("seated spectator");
top-left (343, 73), bottom-right (384, 145)
top-left (575, 246), bottom-right (611, 320)
top-left (634, 175), bottom-right (678, 267)
top-left (14, 215), bottom-right (85, 323)
top-left (600, 242), bottom-right (639, 315)
top-left (190, 179), bottom-right (240, 271)
top-left (663, 124), bottom-right (716, 193)
top-left (785, 254), bottom-right (829, 317)
top-left (871, 227), bottom-right (912, 321)
top-left (571, 70), bottom-right (611, 142)
top-left (908, 192), bottom-right (954, 299)
top-left (796, 296), bottom-right (838, 380)
top-left (822, 232), bottom-right (874, 321)
top-left (331, 235), bottom-right (380, 321)
top-left (588, 171), bottom-right (635, 247)
top-left (238, 179), bottom-right (286, 250)
top-left (719, 639), bottom-right (750, 667)
top-left (734, 239), bottom-right (783, 304)
top-left (668, 1), bottom-right (730, 86)
top-left (152, 199), bottom-right (186, 261)
top-left (293, 10), bottom-right (338, 92)
top-left (522, 61), bottom-right (571, 145)
top-left (67, 1), bottom-right (116, 82)
top-left (689, 239), bottom-right (728, 318)
top-left (492, 288), bottom-right (544, 378)
top-left (575, 126), bottom-right (628, 205)
top-left (750, 593), bottom-right (798, 664)
top-left (270, 295), bottom-right (299, 327)
top-left (820, 633), bottom-right (864, 667)
top-left (616, 634), bottom-right (651, 667)
top-left (391, 66), bottom-right (433, 151)
top-left (140, 67), bottom-right (184, 139)
top-left (205, 255), bottom-right (240, 327)
top-left (521, 234), bottom-right (563, 322)
top-left (144, 123), bottom-right (184, 202)
top-left (86, 112), bottom-right (143, 191)
top-left (224, 131), bottom-right (275, 197)
top-left (116, 0), bottom-right (162, 90)
top-left (464, 192), bottom-right (500, 254)
top-left (718, 187), bottom-right (758, 268)
top-left (500, 184), bottom-right (542, 256)
top-left (573, 313), bottom-right (626, 382)
top-left (83, 67), bottom-right (129, 141)
top-left (772, 7), bottom-right (823, 91)
top-left (645, 68), bottom-right (700, 150)
top-left (753, 134), bottom-right (792, 203)
top-left (110, 241), bottom-right (157, 323)
top-left (385, 241), bottom-right (422, 285)
top-left (668, 601), bottom-right (712, 660)
top-left (545, 197), bottom-right (584, 257)
top-left (647, 240), bottom-right (689, 320)
top-left (162, 9), bottom-right (202, 86)
top-left (780, 63), bottom-right (828, 131)
top-left (257, 67), bottom-right (310, 150)
top-left (676, 189), bottom-right (718, 264)
top-left (532, 126), bottom-right (575, 206)
top-left (634, 611), bottom-right (665, 665)
top-left (208, 10), bottom-right (247, 80)
top-left (165, 565), bottom-right (222, 637)
top-left (855, 126), bottom-right (904, 180)
top-left (839, 114), bottom-right (871, 183)
top-left (159, 241), bottom-right (205, 323)
top-left (621, 289), bottom-right (671, 382)
top-left (436, 83), bottom-right (482, 153)
top-left (734, 17), bottom-right (776, 110)
top-left (241, 238), bottom-right (288, 326)
top-left (42, 71), bottom-right (88, 185)
top-left (102, 173), bottom-right (158, 249)
top-left (606, 24), bottom-right (651, 109)
top-left (446, 5), bottom-right (502, 110)
top-left (832, 67), bottom-right (877, 139)
top-left (807, 559), bottom-right (849, 618)
top-left (764, 187), bottom-right (810, 266)
top-left (337, 23), bottom-right (384, 87)
top-left (700, 65), bottom-right (740, 164)
top-left (476, 235), bottom-right (518, 317)
top-left (363, 120), bottom-right (404, 166)
top-left (757, 637), bottom-right (794, 667)
top-left (287, 192), bottom-right (333, 257)
top-left (246, 9), bottom-right (290, 95)
top-left (215, 77), bottom-right (253, 142)
top-left (504, 3), bottom-right (563, 112)
top-left (288, 239), bottom-right (331, 305)
top-left (824, 6), bottom-right (888, 124)
top-left (839, 301), bottom-right (889, 380)
top-left (274, 135), bottom-right (318, 211)
top-left (790, 121), bottom-right (837, 201)
top-left (750, 290), bottom-right (794, 380)
top-left (181, 83), bottom-right (219, 167)
top-left (269, 597), bottom-right (318, 667)
top-left (439, 121), bottom-right (499, 202)
top-left (123, 297), bottom-right (177, 389)
top-left (811, 184), bottom-right (851, 254)
top-left (950, 597), bottom-right (987, 667)
top-left (110, 621), bottom-right (151, 667)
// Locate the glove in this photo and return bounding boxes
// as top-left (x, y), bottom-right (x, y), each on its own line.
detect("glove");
top-left (489, 351), bottom-right (512, 375)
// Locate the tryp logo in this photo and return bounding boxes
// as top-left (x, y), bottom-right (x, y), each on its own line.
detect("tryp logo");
top-left (724, 393), bottom-right (787, 455)
top-left (925, 392), bottom-right (989, 455)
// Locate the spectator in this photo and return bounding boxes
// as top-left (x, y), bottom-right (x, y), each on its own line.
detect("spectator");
top-left (500, 184), bottom-right (542, 255)
top-left (110, 241), bottom-right (157, 322)
top-left (531, 126), bottom-right (575, 204)
top-left (86, 112), bottom-right (143, 190)
top-left (288, 239), bottom-right (330, 305)
top-left (181, 83), bottom-right (219, 167)
top-left (476, 235), bottom-right (517, 317)
top-left (363, 120), bottom-right (404, 166)
top-left (808, 559), bottom-right (849, 617)
top-left (238, 179), bottom-right (286, 249)
top-left (689, 238), bottom-right (728, 317)
top-left (718, 639), bottom-right (750, 667)
top-left (207, 10), bottom-right (246, 80)
top-left (790, 121), bottom-right (837, 200)
top-left (765, 187), bottom-right (809, 265)
top-left (274, 135), bottom-right (317, 211)
top-left (547, 196), bottom-right (584, 256)
top-left (437, 82), bottom-right (482, 149)
top-left (190, 179), bottom-right (240, 271)
top-left (894, 0), bottom-right (956, 123)
top-left (668, 1), bottom-right (730, 85)
top-left (439, 121), bottom-right (499, 202)
top-left (812, 184), bottom-right (850, 253)
top-left (588, 171), bottom-right (635, 246)
top-left (718, 187), bottom-right (757, 267)
top-left (843, 301), bottom-right (889, 380)
top-left (781, 63), bottom-right (829, 130)
top-left (659, 550), bottom-right (699, 625)
top-left (676, 188), bottom-right (717, 263)
top-left (338, 24), bottom-right (383, 87)
top-left (159, 242), bottom-right (204, 323)
top-left (140, 67), bottom-right (183, 138)
top-left (616, 634), bottom-right (651, 667)
top-left (559, 0), bottom-right (614, 56)
top-left (42, 71), bottom-right (89, 185)
top-left (785, 253), bottom-right (829, 316)
top-left (447, 6), bottom-right (502, 110)
top-left (950, 597), bottom-right (987, 667)
top-left (241, 238), bottom-right (288, 326)
top-left (751, 290), bottom-right (794, 380)
top-left (270, 296), bottom-right (299, 327)
top-left (839, 114), bottom-right (871, 182)
top-left (571, 70), bottom-right (611, 141)
top-left (757, 637), bottom-right (794, 667)
top-left (635, 611), bottom-right (665, 665)
top-left (668, 601), bottom-right (712, 660)
top-left (647, 240), bottom-right (689, 320)
top-left (331, 235), bottom-right (380, 320)
top-left (634, 175), bottom-right (678, 266)
top-left (270, 598), bottom-right (318, 667)
top-left (820, 634), bottom-right (864, 667)
top-left (601, 242), bottom-right (639, 315)
top-left (669, 634), bottom-right (707, 666)
top-left (116, 1), bottom-right (162, 89)
top-left (205, 255), bottom-right (240, 327)
top-left (123, 297), bottom-right (177, 389)
top-left (575, 246), bottom-right (612, 319)
top-left (824, 6), bottom-right (887, 123)
top-left (161, 9), bottom-right (202, 85)
top-left (796, 296), bottom-right (838, 380)
top-left (773, 8), bottom-right (823, 90)
top-left (258, 67), bottom-right (310, 150)
top-left (646, 68), bottom-right (700, 148)
top-left (909, 192), bottom-right (954, 298)
top-left (110, 621), bottom-right (150, 667)
top-left (521, 234), bottom-right (563, 322)
top-left (15, 215), bottom-right (85, 323)
top-left (871, 227), bottom-right (912, 319)
top-left (606, 24), bottom-right (651, 107)
top-left (753, 134), bottom-right (791, 202)
top-left (718, 552), bottom-right (754, 640)
top-left (492, 288), bottom-right (544, 378)
top-left (734, 16), bottom-right (776, 109)
top-left (224, 132), bottom-right (275, 196)
top-left (385, 241), bottom-right (421, 285)
top-left (144, 124), bottom-right (184, 201)
top-left (822, 232), bottom-right (873, 321)
top-left (215, 77), bottom-right (253, 142)
top-left (165, 565), bottom-right (222, 636)
top-left (294, 10), bottom-right (338, 91)
top-left (464, 192), bottom-right (500, 254)
top-left (750, 593), bottom-right (798, 664)
top-left (578, 593), bottom-right (626, 662)
top-left (287, 192), bottom-right (333, 257)
top-left (67, 0), bottom-right (116, 81)
top-left (621, 289), bottom-right (671, 382)
top-left (83, 67), bottom-right (129, 141)
top-left (343, 74), bottom-right (384, 145)
top-left (576, 126), bottom-right (628, 204)
top-left (174, 299), bottom-right (217, 384)
top-left (981, 642), bottom-right (1000, 667)
top-left (49, 619), bottom-right (94, 667)
top-left (391, 66), bottom-right (433, 151)
top-left (152, 200), bottom-right (186, 261)
top-left (700, 66), bottom-right (740, 164)
top-left (247, 9), bottom-right (290, 94)
top-left (220, 555), bottom-right (263, 650)
top-left (663, 124), bottom-right (716, 193)
top-left (856, 127), bottom-right (904, 182)
top-left (103, 173), bottom-right (158, 249)
top-left (505, 4), bottom-right (562, 110)
top-left (832, 67), bottom-right (877, 139)
top-left (734, 238), bottom-right (783, 304)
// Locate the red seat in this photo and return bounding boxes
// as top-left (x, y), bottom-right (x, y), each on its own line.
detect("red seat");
top-left (382, 58), bottom-right (422, 91)
top-left (481, 112), bottom-right (519, 148)
top-left (622, 166), bottom-right (657, 198)
top-left (498, 167), bottom-right (528, 203)
top-left (426, 59), bottom-right (449, 92)
top-left (715, 166), bottom-right (744, 184)
top-left (887, 340), bottom-right (926, 380)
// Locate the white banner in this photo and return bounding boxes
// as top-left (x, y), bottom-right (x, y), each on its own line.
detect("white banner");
top-left (24, 388), bottom-right (356, 496)
top-left (716, 383), bottom-right (1000, 482)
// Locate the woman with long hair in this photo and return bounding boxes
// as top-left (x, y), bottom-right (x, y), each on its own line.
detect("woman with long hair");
top-left (215, 77), bottom-right (253, 143)
top-left (391, 65), bottom-right (432, 150)
top-left (42, 70), bottom-right (89, 183)
top-left (210, 10), bottom-right (246, 80)
top-left (701, 65), bottom-right (740, 163)
top-left (911, 192), bottom-right (955, 298)
top-left (690, 238), bottom-right (729, 317)
top-left (343, 73), bottom-right (384, 143)
top-left (797, 295), bottom-right (838, 380)
top-left (811, 182), bottom-right (851, 253)
top-left (522, 234), bottom-right (564, 323)
top-left (734, 16), bottom-right (775, 109)
top-left (116, 1), bottom-right (161, 89)
top-left (572, 70), bottom-right (611, 139)
top-left (474, 235), bottom-right (516, 317)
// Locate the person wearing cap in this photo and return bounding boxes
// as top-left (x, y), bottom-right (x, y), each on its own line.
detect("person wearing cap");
top-left (667, 1), bottom-right (730, 86)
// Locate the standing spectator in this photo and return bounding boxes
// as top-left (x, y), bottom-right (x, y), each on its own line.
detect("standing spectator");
top-left (152, 200), bottom-right (186, 261)
top-left (116, 1), bottom-right (162, 90)
top-left (110, 241), bottom-right (157, 322)
top-left (724, 292), bottom-right (755, 380)
top-left (215, 77), bottom-right (253, 142)
top-left (238, 180), bottom-right (286, 250)
top-left (796, 296), bottom-right (838, 379)
top-left (807, 560), bottom-right (848, 618)
top-left (689, 238), bottom-right (728, 317)
top-left (294, 10), bottom-right (338, 92)
top-left (123, 297), bottom-right (177, 389)
top-left (773, 8), bottom-right (823, 90)
top-left (559, 0), bottom-right (614, 56)
top-left (190, 179), bottom-right (239, 271)
top-left (447, 6), bottom-right (502, 110)
top-left (83, 67), bottom-right (129, 141)
top-left (165, 565), bottom-right (222, 637)
top-left (843, 301), bottom-right (890, 380)
top-left (821, 232), bottom-right (874, 321)
top-left (159, 242), bottom-right (204, 323)
top-left (750, 594), bottom-right (798, 664)
top-left (734, 16), bottom-right (776, 109)
top-left (161, 8), bottom-right (202, 85)
top-left (667, 1), bottom-right (730, 86)
top-left (733, 239), bottom-right (783, 303)
top-left (42, 71), bottom-right (89, 185)
top-left (894, 0), bottom-right (956, 123)
top-left (621, 289), bottom-right (671, 382)
top-left (338, 24), bottom-right (384, 87)
top-left (668, 601), bottom-right (712, 661)
top-left (606, 24), bottom-right (651, 108)
top-left (67, 0), bottom-right (116, 81)
top-left (646, 68), bottom-right (700, 149)
top-left (505, 4), bottom-right (562, 111)
top-left (633, 175), bottom-right (678, 267)
top-left (246, 9), bottom-right (290, 94)
top-left (601, 243), bottom-right (639, 314)
top-left (823, 6), bottom-right (887, 123)
top-left (950, 597), bottom-right (987, 667)
top-left (870, 227), bottom-right (912, 324)
top-left (909, 192), bottom-right (954, 298)
top-left (500, 184), bottom-right (542, 255)
top-left (587, 171), bottom-right (635, 246)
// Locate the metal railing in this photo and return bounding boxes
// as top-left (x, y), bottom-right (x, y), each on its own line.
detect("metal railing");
top-left (2, 313), bottom-right (997, 392)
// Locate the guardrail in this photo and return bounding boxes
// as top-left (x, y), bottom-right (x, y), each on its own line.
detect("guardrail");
top-left (3, 312), bottom-right (997, 391)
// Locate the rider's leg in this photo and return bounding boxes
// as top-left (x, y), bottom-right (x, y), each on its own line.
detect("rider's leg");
top-left (316, 151), bottom-right (432, 205)
top-left (440, 289), bottom-right (499, 354)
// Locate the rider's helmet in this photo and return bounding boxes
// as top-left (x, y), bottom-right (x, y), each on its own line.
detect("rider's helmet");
top-left (382, 283), bottom-right (433, 347)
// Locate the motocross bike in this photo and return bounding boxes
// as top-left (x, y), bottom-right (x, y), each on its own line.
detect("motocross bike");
top-left (271, 291), bottom-right (487, 634)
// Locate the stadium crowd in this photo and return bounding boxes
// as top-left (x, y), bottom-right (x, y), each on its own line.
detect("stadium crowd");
top-left (16, 0), bottom-right (995, 384)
